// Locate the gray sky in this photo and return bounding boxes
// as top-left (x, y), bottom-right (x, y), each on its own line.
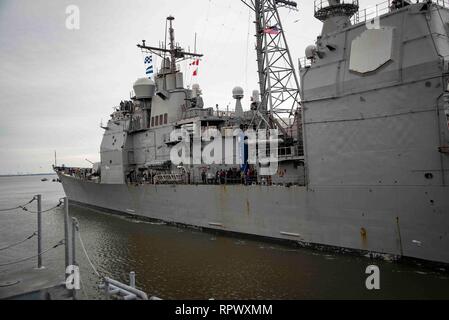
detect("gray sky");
top-left (0, 0), bottom-right (379, 174)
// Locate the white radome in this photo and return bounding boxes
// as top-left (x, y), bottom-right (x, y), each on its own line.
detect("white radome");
top-left (305, 45), bottom-right (317, 59)
top-left (133, 78), bottom-right (156, 99)
top-left (232, 86), bottom-right (244, 99)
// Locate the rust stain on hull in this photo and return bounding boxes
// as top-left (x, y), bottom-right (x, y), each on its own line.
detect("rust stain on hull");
top-left (360, 227), bottom-right (368, 249)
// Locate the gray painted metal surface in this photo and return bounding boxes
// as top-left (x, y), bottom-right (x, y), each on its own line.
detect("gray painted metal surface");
top-left (59, 173), bottom-right (449, 264)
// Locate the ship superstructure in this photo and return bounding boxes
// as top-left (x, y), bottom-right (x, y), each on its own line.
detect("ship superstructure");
top-left (57, 0), bottom-right (449, 265)
top-left (96, 10), bottom-right (305, 186)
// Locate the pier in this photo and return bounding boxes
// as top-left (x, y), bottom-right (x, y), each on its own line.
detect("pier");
top-left (0, 194), bottom-right (156, 300)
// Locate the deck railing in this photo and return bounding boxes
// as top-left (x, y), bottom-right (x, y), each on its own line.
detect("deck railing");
top-left (352, 0), bottom-right (390, 24)
top-left (181, 108), bottom-right (214, 120)
top-left (314, 0), bottom-right (360, 12)
top-left (299, 57), bottom-right (312, 69)
top-left (314, 0), bottom-right (449, 26)
top-left (352, 0), bottom-right (449, 24)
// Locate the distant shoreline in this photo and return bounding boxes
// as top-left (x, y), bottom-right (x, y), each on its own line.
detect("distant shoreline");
top-left (0, 173), bottom-right (56, 178)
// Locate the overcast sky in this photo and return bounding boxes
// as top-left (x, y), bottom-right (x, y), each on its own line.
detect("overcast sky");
top-left (0, 0), bottom-right (380, 174)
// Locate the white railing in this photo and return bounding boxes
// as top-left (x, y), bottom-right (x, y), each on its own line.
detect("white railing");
top-left (181, 107), bottom-right (214, 120)
top-left (353, 0), bottom-right (449, 25)
top-left (352, 0), bottom-right (390, 24)
top-left (434, 0), bottom-right (449, 8)
top-left (314, 0), bottom-right (359, 13)
top-left (314, 0), bottom-right (360, 21)
top-left (154, 173), bottom-right (185, 184)
top-left (299, 57), bottom-right (312, 69)
top-left (278, 145), bottom-right (304, 159)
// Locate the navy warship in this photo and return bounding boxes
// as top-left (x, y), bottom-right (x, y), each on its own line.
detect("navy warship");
top-left (56, 0), bottom-right (449, 265)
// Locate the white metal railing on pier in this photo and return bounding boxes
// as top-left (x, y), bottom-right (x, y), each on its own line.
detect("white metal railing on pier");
top-left (100, 274), bottom-right (149, 301)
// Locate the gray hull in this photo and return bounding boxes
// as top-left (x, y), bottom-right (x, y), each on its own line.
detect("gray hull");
top-left (59, 173), bottom-right (449, 265)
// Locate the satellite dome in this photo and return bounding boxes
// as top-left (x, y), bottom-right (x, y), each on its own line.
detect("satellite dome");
top-left (232, 86), bottom-right (244, 99)
top-left (305, 45), bottom-right (317, 59)
top-left (133, 78), bottom-right (156, 99)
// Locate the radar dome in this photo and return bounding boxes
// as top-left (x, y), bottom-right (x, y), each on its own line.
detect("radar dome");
top-left (305, 45), bottom-right (317, 59)
top-left (133, 78), bottom-right (156, 99)
top-left (232, 86), bottom-right (244, 99)
top-left (252, 90), bottom-right (260, 103)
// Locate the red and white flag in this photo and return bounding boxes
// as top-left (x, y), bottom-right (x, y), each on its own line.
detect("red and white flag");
top-left (190, 59), bottom-right (200, 66)
top-left (263, 25), bottom-right (281, 35)
top-left (192, 69), bottom-right (198, 77)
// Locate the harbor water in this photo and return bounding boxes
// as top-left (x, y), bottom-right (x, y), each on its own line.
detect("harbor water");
top-left (0, 175), bottom-right (448, 299)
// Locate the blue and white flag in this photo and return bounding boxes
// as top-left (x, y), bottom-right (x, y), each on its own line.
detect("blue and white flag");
top-left (144, 55), bottom-right (154, 79)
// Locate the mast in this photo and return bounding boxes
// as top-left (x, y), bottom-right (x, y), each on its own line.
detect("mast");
top-left (137, 16), bottom-right (203, 74)
top-left (241, 0), bottom-right (302, 134)
top-left (167, 16), bottom-right (177, 72)
top-left (254, 0), bottom-right (267, 114)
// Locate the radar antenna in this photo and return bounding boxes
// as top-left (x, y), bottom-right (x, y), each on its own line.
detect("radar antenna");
top-left (241, 0), bottom-right (302, 140)
top-left (137, 16), bottom-right (203, 74)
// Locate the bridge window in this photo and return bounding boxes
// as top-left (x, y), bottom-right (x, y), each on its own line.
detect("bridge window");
top-left (150, 114), bottom-right (168, 127)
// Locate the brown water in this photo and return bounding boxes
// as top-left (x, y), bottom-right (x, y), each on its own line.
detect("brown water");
top-left (0, 175), bottom-right (448, 299)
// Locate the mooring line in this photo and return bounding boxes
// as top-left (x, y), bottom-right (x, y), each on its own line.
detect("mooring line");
top-left (77, 225), bottom-right (102, 278)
